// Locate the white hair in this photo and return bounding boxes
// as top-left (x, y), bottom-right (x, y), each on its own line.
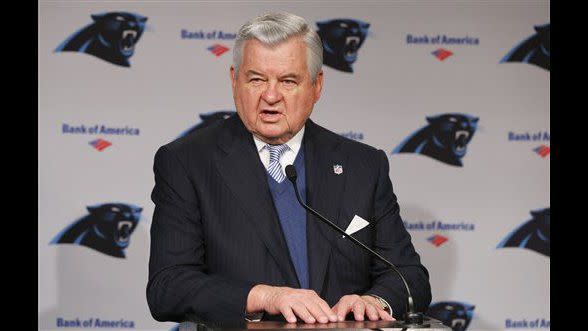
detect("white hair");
top-left (233, 12), bottom-right (323, 83)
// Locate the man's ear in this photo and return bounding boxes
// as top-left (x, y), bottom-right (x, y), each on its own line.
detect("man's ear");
top-left (313, 70), bottom-right (324, 102)
top-left (230, 65), bottom-right (237, 93)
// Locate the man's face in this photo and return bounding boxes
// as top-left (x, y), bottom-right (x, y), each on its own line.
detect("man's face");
top-left (231, 37), bottom-right (323, 144)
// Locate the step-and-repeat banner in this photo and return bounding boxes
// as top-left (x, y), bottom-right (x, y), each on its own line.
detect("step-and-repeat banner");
top-left (38, 1), bottom-right (549, 330)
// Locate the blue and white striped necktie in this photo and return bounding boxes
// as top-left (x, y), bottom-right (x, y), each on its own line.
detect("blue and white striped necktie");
top-left (266, 144), bottom-right (289, 183)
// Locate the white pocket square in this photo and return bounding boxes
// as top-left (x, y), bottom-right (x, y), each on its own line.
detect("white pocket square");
top-left (343, 215), bottom-right (370, 238)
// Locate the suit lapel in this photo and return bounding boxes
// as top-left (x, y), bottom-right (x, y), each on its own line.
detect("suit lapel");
top-left (215, 116), bottom-right (299, 287)
top-left (304, 120), bottom-right (348, 295)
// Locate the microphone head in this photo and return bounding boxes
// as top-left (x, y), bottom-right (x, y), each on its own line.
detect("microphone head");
top-left (285, 165), bottom-right (297, 182)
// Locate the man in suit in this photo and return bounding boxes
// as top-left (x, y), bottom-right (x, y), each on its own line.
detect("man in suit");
top-left (147, 12), bottom-right (431, 324)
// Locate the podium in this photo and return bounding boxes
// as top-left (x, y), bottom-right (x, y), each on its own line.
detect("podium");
top-left (176, 317), bottom-right (452, 330)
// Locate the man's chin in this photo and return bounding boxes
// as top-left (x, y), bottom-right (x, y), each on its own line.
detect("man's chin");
top-left (254, 127), bottom-right (292, 144)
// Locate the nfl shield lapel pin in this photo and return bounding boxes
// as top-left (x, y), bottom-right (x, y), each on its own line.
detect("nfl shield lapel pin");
top-left (333, 164), bottom-right (343, 175)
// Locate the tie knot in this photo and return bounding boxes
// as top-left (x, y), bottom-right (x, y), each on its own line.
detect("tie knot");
top-left (267, 144), bottom-right (289, 163)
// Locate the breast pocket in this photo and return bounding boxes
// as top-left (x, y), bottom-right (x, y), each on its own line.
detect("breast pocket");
top-left (330, 227), bottom-right (374, 290)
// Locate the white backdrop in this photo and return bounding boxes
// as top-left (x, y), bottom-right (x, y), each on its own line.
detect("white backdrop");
top-left (38, 1), bottom-right (549, 330)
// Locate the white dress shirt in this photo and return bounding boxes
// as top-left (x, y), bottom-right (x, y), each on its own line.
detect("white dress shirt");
top-left (252, 126), bottom-right (305, 174)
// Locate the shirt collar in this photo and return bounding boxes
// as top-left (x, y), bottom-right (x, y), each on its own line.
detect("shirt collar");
top-left (253, 125), bottom-right (305, 154)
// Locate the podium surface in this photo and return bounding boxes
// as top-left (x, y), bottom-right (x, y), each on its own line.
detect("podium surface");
top-left (177, 317), bottom-right (452, 330)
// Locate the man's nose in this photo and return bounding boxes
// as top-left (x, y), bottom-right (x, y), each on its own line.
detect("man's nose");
top-left (261, 81), bottom-right (283, 105)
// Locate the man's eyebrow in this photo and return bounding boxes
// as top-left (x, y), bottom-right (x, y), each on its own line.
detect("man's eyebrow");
top-left (280, 73), bottom-right (301, 80)
top-left (245, 70), bottom-right (265, 77)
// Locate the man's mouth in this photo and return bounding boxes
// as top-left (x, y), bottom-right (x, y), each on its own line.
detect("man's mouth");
top-left (259, 109), bottom-right (282, 122)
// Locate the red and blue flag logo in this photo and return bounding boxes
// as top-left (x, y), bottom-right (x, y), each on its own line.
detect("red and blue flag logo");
top-left (432, 48), bottom-right (453, 61)
top-left (533, 145), bottom-right (550, 158)
top-left (89, 138), bottom-right (112, 151)
top-left (207, 44), bottom-right (229, 57)
top-left (428, 234), bottom-right (448, 247)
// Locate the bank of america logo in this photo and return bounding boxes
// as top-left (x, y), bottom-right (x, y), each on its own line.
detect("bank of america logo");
top-left (89, 138), bottom-right (112, 151)
top-left (428, 234), bottom-right (448, 247)
top-left (432, 48), bottom-right (453, 61)
top-left (533, 145), bottom-right (550, 158)
top-left (207, 44), bottom-right (229, 57)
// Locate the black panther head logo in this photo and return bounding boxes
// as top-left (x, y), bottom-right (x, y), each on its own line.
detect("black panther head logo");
top-left (55, 12), bottom-right (148, 67)
top-left (50, 203), bottom-right (142, 258)
top-left (427, 301), bottom-right (475, 331)
top-left (500, 23), bottom-right (549, 71)
top-left (178, 111), bottom-right (236, 138)
top-left (316, 19), bottom-right (370, 73)
top-left (497, 208), bottom-right (550, 257)
top-left (392, 113), bottom-right (479, 167)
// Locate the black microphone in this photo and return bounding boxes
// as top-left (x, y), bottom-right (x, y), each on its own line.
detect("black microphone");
top-left (285, 164), bottom-right (427, 328)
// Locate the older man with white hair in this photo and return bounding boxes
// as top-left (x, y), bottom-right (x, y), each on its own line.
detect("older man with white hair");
top-left (147, 11), bottom-right (431, 324)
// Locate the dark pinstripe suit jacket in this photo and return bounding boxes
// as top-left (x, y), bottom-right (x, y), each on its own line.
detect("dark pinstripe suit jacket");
top-left (147, 114), bottom-right (431, 323)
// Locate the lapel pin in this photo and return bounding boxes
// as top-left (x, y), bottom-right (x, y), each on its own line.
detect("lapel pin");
top-left (333, 164), bottom-right (343, 175)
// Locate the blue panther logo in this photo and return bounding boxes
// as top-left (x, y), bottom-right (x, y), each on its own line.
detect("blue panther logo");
top-left (427, 301), bottom-right (475, 331)
top-left (497, 208), bottom-right (550, 257)
top-left (178, 110), bottom-right (236, 138)
top-left (316, 19), bottom-right (370, 73)
top-left (55, 12), bottom-right (147, 67)
top-left (392, 113), bottom-right (479, 167)
top-left (500, 23), bottom-right (549, 71)
top-left (50, 203), bottom-right (142, 258)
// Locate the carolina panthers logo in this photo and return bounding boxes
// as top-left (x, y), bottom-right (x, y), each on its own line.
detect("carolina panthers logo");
top-left (497, 208), bottom-right (550, 257)
top-left (178, 110), bottom-right (236, 138)
top-left (50, 203), bottom-right (142, 258)
top-left (316, 19), bottom-right (370, 73)
top-left (392, 113), bottom-right (479, 167)
top-left (500, 23), bottom-right (549, 71)
top-left (55, 12), bottom-right (147, 67)
top-left (427, 301), bottom-right (475, 331)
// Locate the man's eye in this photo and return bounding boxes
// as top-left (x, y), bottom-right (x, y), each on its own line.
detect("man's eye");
top-left (283, 80), bottom-right (296, 85)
